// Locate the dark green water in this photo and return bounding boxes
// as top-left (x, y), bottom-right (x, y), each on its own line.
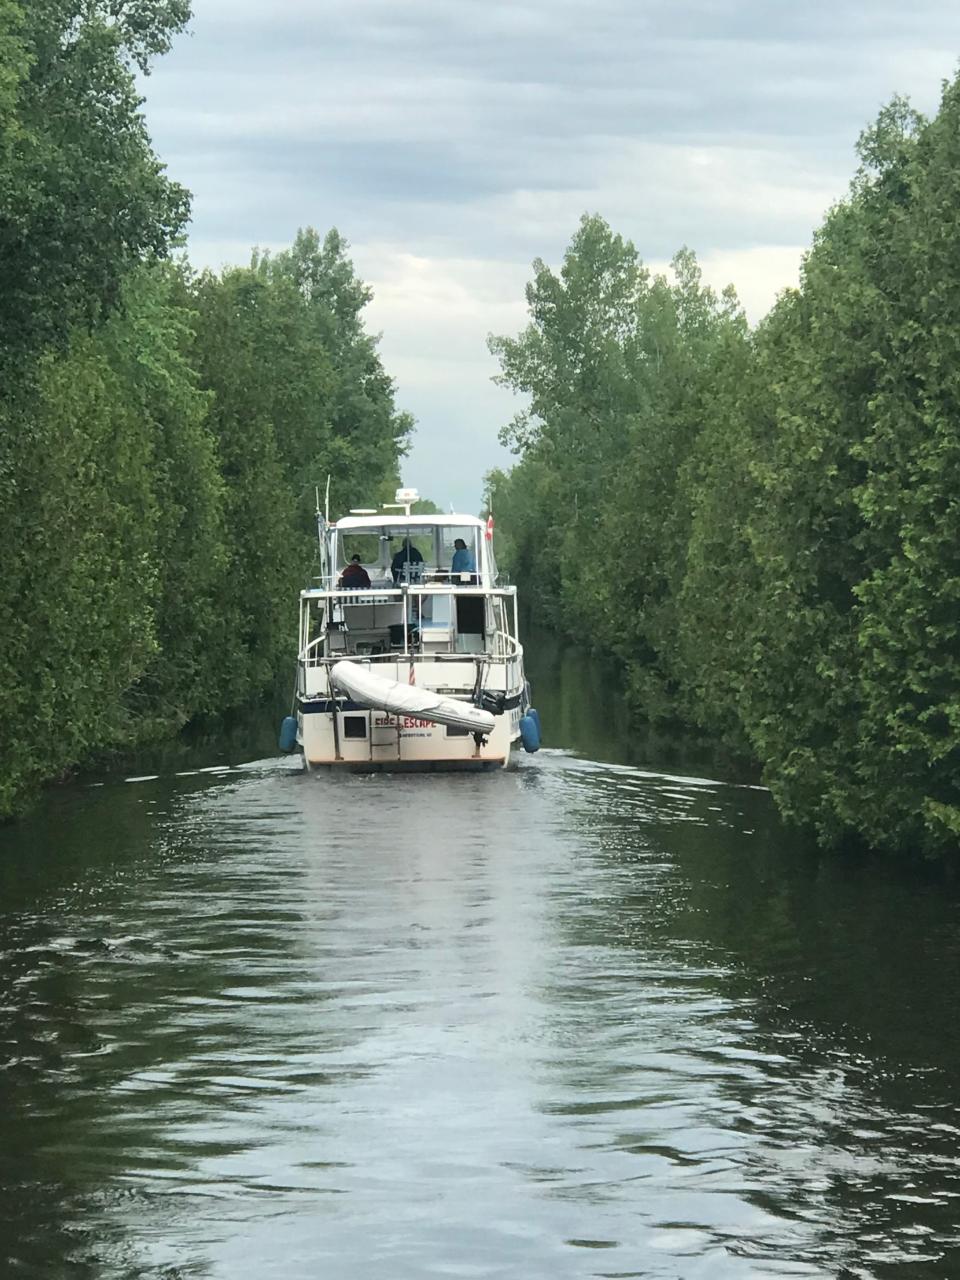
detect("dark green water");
top-left (2, 650), bottom-right (960, 1278)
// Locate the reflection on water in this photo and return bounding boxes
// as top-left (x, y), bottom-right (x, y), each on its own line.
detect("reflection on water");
top-left (2, 681), bottom-right (960, 1277)
top-left (523, 629), bottom-right (752, 779)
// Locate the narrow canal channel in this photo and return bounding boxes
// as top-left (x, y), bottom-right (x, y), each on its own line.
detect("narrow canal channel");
top-left (2, 649), bottom-right (959, 1278)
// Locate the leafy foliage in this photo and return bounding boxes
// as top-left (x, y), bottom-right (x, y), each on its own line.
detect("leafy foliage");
top-left (0, 0), bottom-right (190, 364)
top-left (0, 327), bottom-right (160, 812)
top-left (189, 228), bottom-right (411, 700)
top-left (490, 216), bottom-right (749, 717)
top-left (0, 2), bottom-right (410, 820)
top-left (494, 78), bottom-right (960, 860)
top-left (0, 229), bottom-right (410, 817)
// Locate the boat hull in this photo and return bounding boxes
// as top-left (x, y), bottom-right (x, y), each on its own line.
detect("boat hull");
top-left (297, 698), bottom-right (518, 770)
top-left (304, 757), bottom-right (507, 773)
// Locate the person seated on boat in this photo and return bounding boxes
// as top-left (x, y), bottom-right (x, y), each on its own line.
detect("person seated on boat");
top-left (450, 538), bottom-right (476, 576)
top-left (338, 555), bottom-right (371, 590)
top-left (391, 541), bottom-right (424, 583)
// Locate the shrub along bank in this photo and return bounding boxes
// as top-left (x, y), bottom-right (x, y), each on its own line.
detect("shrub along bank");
top-left (0, 2), bottom-right (410, 817)
top-left (489, 85), bottom-right (960, 860)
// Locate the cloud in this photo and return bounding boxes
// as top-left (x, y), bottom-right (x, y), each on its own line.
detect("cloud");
top-left (351, 247), bottom-right (527, 509)
top-left (143, 0), bottom-right (960, 510)
top-left (668, 245), bottom-right (805, 321)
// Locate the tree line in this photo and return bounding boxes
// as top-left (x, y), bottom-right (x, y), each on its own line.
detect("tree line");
top-left (489, 82), bottom-right (960, 860)
top-left (0, 2), bottom-right (410, 817)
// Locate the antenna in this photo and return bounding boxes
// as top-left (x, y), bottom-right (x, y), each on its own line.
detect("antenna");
top-left (315, 479), bottom-right (331, 579)
top-left (384, 486), bottom-right (419, 517)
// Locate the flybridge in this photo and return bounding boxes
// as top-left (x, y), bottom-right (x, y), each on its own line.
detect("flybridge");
top-left (328, 486), bottom-right (493, 538)
top-left (316, 487), bottom-right (496, 594)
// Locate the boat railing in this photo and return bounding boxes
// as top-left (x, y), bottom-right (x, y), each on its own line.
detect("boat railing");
top-left (300, 586), bottom-right (520, 653)
top-left (301, 584), bottom-right (517, 601)
top-left (308, 570), bottom-right (508, 592)
top-left (298, 635), bottom-right (522, 667)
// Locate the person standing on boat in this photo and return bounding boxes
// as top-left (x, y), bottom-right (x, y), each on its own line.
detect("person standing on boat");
top-left (339, 555), bottom-right (371, 589)
top-left (451, 538), bottom-right (476, 576)
top-left (391, 540), bottom-right (423, 583)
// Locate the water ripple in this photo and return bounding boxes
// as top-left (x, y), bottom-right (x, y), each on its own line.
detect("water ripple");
top-left (1, 753), bottom-right (959, 1277)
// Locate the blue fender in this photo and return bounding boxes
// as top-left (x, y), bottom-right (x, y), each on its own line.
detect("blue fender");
top-left (278, 715), bottom-right (298, 753)
top-left (519, 712), bottom-right (541, 753)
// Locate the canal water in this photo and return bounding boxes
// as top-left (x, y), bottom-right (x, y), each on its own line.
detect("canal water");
top-left (2, 651), bottom-right (960, 1278)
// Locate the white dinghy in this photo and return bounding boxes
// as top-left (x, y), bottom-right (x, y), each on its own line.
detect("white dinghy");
top-left (330, 660), bottom-right (496, 735)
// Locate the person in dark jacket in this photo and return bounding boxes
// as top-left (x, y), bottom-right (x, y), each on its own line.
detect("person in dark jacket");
top-left (391, 540), bottom-right (424, 583)
top-left (339, 555), bottom-right (371, 589)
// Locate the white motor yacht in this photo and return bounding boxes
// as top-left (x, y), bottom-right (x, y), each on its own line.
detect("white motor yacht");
top-left (281, 489), bottom-right (540, 771)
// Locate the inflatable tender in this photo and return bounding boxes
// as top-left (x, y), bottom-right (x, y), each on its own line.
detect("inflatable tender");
top-left (330, 660), bottom-right (496, 735)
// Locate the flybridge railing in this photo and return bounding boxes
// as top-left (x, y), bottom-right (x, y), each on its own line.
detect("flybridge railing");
top-left (305, 576), bottom-right (512, 594)
top-left (298, 584), bottom-right (521, 665)
top-left (297, 633), bottom-right (523, 666)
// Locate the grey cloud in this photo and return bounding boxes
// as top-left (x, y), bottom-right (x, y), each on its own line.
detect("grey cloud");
top-left (141, 0), bottom-right (960, 510)
top-left (162, 0), bottom-right (960, 95)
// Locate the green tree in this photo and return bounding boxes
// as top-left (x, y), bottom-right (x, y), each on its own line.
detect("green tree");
top-left (724, 92), bottom-right (960, 854)
top-left (0, 332), bottom-right (159, 814)
top-left (491, 216), bottom-right (747, 716)
top-left (0, 262), bottom-right (233, 816)
top-left (190, 229), bottom-right (412, 700)
top-left (0, 0), bottom-right (199, 816)
top-left (99, 264), bottom-right (228, 733)
top-left (672, 321), bottom-right (766, 753)
top-left (0, 0), bottom-right (190, 363)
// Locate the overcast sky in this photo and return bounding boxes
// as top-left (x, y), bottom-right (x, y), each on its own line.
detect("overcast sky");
top-left (141, 0), bottom-right (960, 513)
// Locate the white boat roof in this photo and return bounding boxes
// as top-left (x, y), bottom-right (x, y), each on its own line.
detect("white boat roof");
top-left (333, 513), bottom-right (484, 530)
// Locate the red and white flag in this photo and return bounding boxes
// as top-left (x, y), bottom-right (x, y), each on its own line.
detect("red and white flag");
top-left (485, 514), bottom-right (495, 541)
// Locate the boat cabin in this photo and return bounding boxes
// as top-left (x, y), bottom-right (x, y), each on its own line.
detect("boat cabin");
top-left (300, 513), bottom-right (517, 663)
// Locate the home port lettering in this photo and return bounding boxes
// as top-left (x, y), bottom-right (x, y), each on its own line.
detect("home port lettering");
top-left (374, 714), bottom-right (436, 730)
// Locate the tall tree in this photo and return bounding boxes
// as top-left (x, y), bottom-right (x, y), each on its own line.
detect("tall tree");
top-left (491, 216), bottom-right (747, 715)
top-left (0, 328), bottom-right (160, 814)
top-left (190, 229), bottom-right (412, 700)
top-left (99, 264), bottom-right (228, 732)
top-left (495, 85), bottom-right (960, 860)
top-left (0, 0), bottom-right (190, 364)
top-left (720, 93), bottom-right (960, 853)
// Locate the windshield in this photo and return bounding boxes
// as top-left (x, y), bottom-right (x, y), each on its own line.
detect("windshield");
top-left (330, 524), bottom-right (484, 584)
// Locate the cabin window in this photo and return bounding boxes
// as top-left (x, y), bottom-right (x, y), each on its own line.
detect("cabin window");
top-left (439, 526), bottom-right (480, 577)
top-left (445, 725), bottom-right (471, 737)
top-left (342, 715), bottom-right (367, 739)
top-left (337, 534), bottom-right (381, 574)
top-left (331, 523), bottom-right (487, 584)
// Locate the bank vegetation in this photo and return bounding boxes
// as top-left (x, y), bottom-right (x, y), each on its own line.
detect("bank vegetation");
top-left (489, 84), bottom-right (960, 860)
top-left (0, 1), bottom-right (409, 816)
